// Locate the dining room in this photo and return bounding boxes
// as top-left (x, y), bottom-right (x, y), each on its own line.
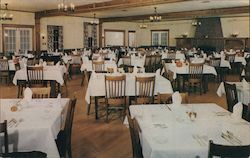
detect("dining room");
top-left (0, 0), bottom-right (250, 158)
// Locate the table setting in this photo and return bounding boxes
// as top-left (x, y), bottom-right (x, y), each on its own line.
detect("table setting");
top-left (0, 88), bottom-right (70, 157)
top-left (128, 96), bottom-right (250, 158)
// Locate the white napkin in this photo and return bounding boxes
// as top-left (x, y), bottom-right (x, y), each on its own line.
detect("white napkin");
top-left (156, 69), bottom-right (161, 77)
top-left (23, 87), bottom-right (33, 102)
top-left (65, 53), bottom-right (68, 57)
top-left (242, 79), bottom-right (249, 90)
top-left (231, 102), bottom-right (243, 120)
top-left (172, 91), bottom-right (182, 105)
top-left (3, 56), bottom-right (7, 60)
top-left (133, 66), bottom-right (138, 74)
top-left (42, 61), bottom-right (47, 67)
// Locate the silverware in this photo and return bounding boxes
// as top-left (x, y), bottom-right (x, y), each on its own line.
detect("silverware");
top-left (226, 131), bottom-right (242, 145)
top-left (221, 133), bottom-right (235, 145)
top-left (165, 104), bottom-right (172, 111)
top-left (193, 135), bottom-right (204, 146)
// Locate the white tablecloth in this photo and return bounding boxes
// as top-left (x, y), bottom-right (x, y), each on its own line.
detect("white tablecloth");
top-left (85, 73), bottom-right (173, 104)
top-left (166, 63), bottom-right (217, 79)
top-left (0, 98), bottom-right (70, 158)
top-left (129, 104), bottom-right (250, 158)
top-left (80, 60), bottom-right (117, 72)
top-left (13, 66), bottom-right (66, 85)
top-left (217, 82), bottom-right (250, 105)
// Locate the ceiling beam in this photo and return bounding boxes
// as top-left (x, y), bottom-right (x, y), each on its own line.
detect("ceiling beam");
top-left (36, 0), bottom-right (191, 18)
top-left (100, 6), bottom-right (250, 22)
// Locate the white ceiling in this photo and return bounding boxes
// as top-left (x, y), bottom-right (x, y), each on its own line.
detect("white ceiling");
top-left (2, 0), bottom-right (249, 18)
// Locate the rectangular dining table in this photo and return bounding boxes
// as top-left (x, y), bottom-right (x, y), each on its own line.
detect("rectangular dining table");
top-left (12, 66), bottom-right (66, 97)
top-left (85, 73), bottom-right (173, 119)
top-left (0, 98), bottom-right (70, 158)
top-left (129, 103), bottom-right (250, 158)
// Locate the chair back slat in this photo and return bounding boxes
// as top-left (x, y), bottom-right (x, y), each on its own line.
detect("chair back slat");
top-left (225, 53), bottom-right (236, 63)
top-left (188, 63), bottom-right (204, 79)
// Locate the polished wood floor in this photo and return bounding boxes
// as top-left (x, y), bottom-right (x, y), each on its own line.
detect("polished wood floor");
top-left (0, 74), bottom-right (241, 158)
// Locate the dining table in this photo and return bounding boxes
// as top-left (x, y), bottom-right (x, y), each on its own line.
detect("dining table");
top-left (85, 72), bottom-right (173, 119)
top-left (0, 98), bottom-right (70, 158)
top-left (217, 82), bottom-right (250, 105)
top-left (129, 103), bottom-right (250, 158)
top-left (80, 60), bottom-right (117, 72)
top-left (12, 65), bottom-right (66, 97)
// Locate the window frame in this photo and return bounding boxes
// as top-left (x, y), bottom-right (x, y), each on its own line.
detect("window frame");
top-left (2, 24), bottom-right (34, 54)
top-left (151, 29), bottom-right (169, 47)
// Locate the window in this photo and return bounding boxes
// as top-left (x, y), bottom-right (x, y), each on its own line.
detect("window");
top-left (3, 26), bottom-right (33, 54)
top-left (104, 30), bottom-right (125, 47)
top-left (128, 31), bottom-right (136, 47)
top-left (151, 30), bottom-right (169, 46)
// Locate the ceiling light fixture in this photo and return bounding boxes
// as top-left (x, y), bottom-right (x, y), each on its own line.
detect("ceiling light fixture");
top-left (58, 0), bottom-right (75, 12)
top-left (0, 0), bottom-right (13, 21)
top-left (90, 13), bottom-right (99, 25)
top-left (139, 20), bottom-right (147, 29)
top-left (149, 7), bottom-right (161, 22)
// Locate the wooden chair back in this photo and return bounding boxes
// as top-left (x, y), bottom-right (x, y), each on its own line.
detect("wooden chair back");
top-left (225, 53), bottom-right (235, 63)
top-left (30, 87), bottom-right (51, 98)
top-left (167, 52), bottom-right (176, 60)
top-left (0, 59), bottom-right (9, 71)
top-left (224, 82), bottom-right (238, 112)
top-left (122, 56), bottom-right (131, 66)
top-left (135, 76), bottom-right (155, 104)
top-left (105, 75), bottom-right (126, 106)
top-left (0, 120), bottom-right (9, 154)
top-left (71, 55), bottom-right (82, 64)
top-left (157, 93), bottom-right (189, 104)
top-left (208, 140), bottom-right (250, 158)
top-left (188, 62), bottom-right (204, 79)
top-left (92, 60), bottom-right (105, 72)
top-left (26, 66), bottom-right (44, 87)
top-left (209, 57), bottom-right (221, 67)
top-left (242, 103), bottom-right (250, 122)
top-left (127, 113), bottom-right (143, 158)
top-left (56, 98), bottom-right (77, 158)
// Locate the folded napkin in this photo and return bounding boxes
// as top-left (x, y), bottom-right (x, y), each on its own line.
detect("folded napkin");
top-left (172, 91), bottom-right (182, 105)
top-left (3, 56), bottom-right (7, 60)
top-left (65, 53), bottom-right (68, 57)
top-left (133, 66), bottom-right (138, 74)
top-left (73, 51), bottom-right (77, 55)
top-left (23, 87), bottom-right (33, 102)
top-left (156, 69), bottom-right (161, 76)
top-left (242, 78), bottom-right (249, 90)
top-left (42, 61), bottom-right (47, 67)
top-left (231, 102), bottom-right (243, 120)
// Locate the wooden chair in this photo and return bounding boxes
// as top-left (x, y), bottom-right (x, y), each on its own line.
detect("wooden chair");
top-left (104, 75), bottom-right (126, 122)
top-left (209, 57), bottom-right (225, 82)
top-left (70, 54), bottom-right (82, 75)
top-left (26, 66), bottom-right (45, 87)
top-left (56, 98), bottom-right (77, 158)
top-left (0, 120), bottom-right (47, 158)
top-left (186, 63), bottom-right (204, 95)
top-left (0, 59), bottom-right (10, 85)
top-left (154, 54), bottom-right (162, 71)
top-left (120, 56), bottom-right (131, 72)
top-left (244, 64), bottom-right (250, 82)
top-left (242, 103), bottom-right (250, 122)
top-left (92, 60), bottom-right (105, 72)
top-left (135, 76), bottom-right (155, 104)
top-left (127, 113), bottom-right (143, 158)
top-left (144, 55), bottom-right (152, 72)
top-left (224, 82), bottom-right (238, 113)
top-left (30, 87), bottom-right (51, 98)
top-left (208, 140), bottom-right (250, 158)
top-left (157, 92), bottom-right (188, 104)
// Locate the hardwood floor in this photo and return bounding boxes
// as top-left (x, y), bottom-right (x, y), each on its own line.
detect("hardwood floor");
top-left (0, 74), bottom-right (240, 158)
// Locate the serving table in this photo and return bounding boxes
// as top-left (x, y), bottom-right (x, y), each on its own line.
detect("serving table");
top-left (0, 98), bottom-right (70, 158)
top-left (129, 103), bottom-right (250, 158)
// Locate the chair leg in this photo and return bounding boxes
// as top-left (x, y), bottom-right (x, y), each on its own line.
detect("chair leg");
top-left (87, 103), bottom-right (91, 115)
top-left (106, 106), bottom-right (109, 123)
top-left (81, 73), bottom-right (85, 87)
